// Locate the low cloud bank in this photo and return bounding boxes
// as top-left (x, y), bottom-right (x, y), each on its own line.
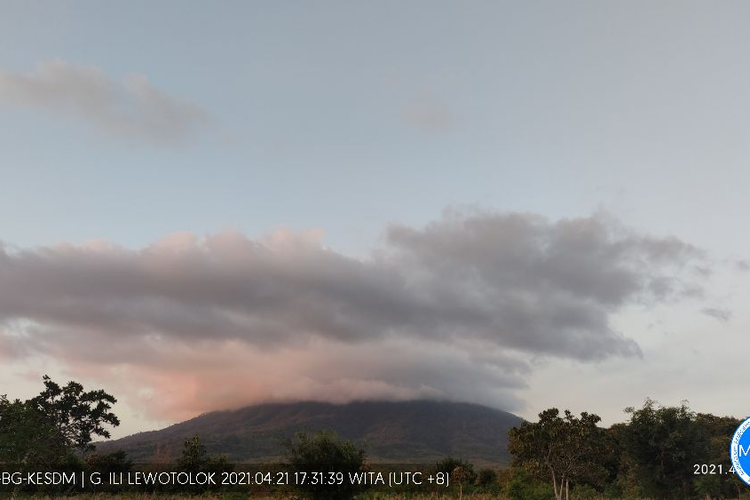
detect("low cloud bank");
top-left (0, 210), bottom-right (706, 419)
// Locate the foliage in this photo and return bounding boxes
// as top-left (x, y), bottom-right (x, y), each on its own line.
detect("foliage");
top-left (85, 449), bottom-right (133, 474)
top-left (617, 399), bottom-right (709, 499)
top-left (175, 434), bottom-right (232, 493)
top-left (476, 467), bottom-right (497, 487)
top-left (31, 375), bottom-right (121, 454)
top-left (508, 408), bottom-right (608, 500)
top-left (0, 395), bottom-right (60, 465)
top-left (177, 435), bottom-right (231, 472)
top-left (83, 450), bottom-right (134, 493)
top-left (695, 412), bottom-right (744, 498)
top-left (0, 375), bottom-right (120, 468)
top-left (504, 468), bottom-right (556, 500)
top-left (283, 430), bottom-right (367, 500)
top-left (178, 435), bottom-right (209, 471)
top-left (502, 400), bottom-right (745, 500)
top-left (434, 456), bottom-right (477, 482)
top-left (569, 483), bottom-right (599, 499)
top-left (451, 465), bottom-right (472, 499)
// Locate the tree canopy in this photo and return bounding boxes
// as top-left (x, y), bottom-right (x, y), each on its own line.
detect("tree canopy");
top-left (508, 408), bottom-right (608, 500)
top-left (508, 400), bottom-right (746, 500)
top-left (0, 375), bottom-right (120, 467)
top-left (284, 430), bottom-right (367, 500)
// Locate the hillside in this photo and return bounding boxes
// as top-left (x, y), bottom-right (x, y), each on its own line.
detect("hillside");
top-left (97, 400), bottom-right (523, 466)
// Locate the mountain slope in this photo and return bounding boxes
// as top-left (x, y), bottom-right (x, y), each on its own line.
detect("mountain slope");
top-left (97, 400), bottom-right (523, 466)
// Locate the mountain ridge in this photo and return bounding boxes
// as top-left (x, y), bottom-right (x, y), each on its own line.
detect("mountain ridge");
top-left (97, 400), bottom-right (523, 466)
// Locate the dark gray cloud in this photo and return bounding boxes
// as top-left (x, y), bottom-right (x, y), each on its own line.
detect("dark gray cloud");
top-left (0, 59), bottom-right (207, 144)
top-left (0, 211), bottom-right (708, 417)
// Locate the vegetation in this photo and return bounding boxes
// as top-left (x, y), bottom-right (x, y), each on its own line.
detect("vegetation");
top-left (508, 408), bottom-right (608, 499)
top-left (283, 431), bottom-right (368, 500)
top-left (434, 456), bottom-right (476, 481)
top-left (85, 450), bottom-right (133, 475)
top-left (507, 400), bottom-right (746, 500)
top-left (33, 375), bottom-right (121, 454)
top-left (0, 375), bottom-right (120, 468)
top-left (176, 435), bottom-right (231, 474)
top-left (2, 379), bottom-right (748, 499)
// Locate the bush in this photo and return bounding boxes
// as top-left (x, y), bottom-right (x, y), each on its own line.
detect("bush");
top-left (86, 449), bottom-right (133, 474)
top-left (476, 467), bottom-right (497, 487)
top-left (284, 430), bottom-right (368, 500)
top-left (174, 435), bottom-right (233, 493)
top-left (570, 483), bottom-right (599, 499)
top-left (504, 468), bottom-right (555, 500)
top-left (433, 456), bottom-right (477, 483)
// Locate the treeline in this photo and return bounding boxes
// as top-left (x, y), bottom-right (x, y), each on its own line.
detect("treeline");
top-left (2, 376), bottom-right (747, 499)
top-left (507, 401), bottom-right (745, 500)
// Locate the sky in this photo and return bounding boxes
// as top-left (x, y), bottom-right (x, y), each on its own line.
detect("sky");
top-left (1, 0), bottom-right (749, 438)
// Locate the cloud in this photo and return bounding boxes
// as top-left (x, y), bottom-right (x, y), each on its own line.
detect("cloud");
top-left (700, 307), bottom-right (732, 323)
top-left (0, 210), bottom-right (707, 419)
top-left (59, 338), bottom-right (528, 422)
top-left (402, 92), bottom-right (454, 131)
top-left (0, 59), bottom-right (207, 144)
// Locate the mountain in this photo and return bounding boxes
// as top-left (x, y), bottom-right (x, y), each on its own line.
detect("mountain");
top-left (97, 400), bottom-right (523, 466)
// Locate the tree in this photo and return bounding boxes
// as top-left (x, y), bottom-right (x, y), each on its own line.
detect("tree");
top-left (476, 467), bottom-right (498, 488)
top-left (86, 449), bottom-right (133, 474)
top-left (0, 375), bottom-right (120, 467)
top-left (177, 434), bottom-right (230, 473)
top-left (504, 468), bottom-right (555, 500)
top-left (0, 395), bottom-right (59, 465)
top-left (451, 466), bottom-right (471, 499)
top-left (284, 431), bottom-right (367, 500)
top-left (434, 456), bottom-right (477, 496)
top-left (508, 408), bottom-right (608, 500)
top-left (617, 399), bottom-right (709, 499)
top-left (695, 413), bottom-right (744, 499)
top-left (175, 435), bottom-right (231, 492)
top-left (31, 375), bottom-right (120, 455)
top-left (177, 435), bottom-right (209, 471)
top-left (434, 456), bottom-right (476, 481)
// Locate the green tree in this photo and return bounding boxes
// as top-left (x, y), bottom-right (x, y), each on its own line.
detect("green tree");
top-left (434, 456), bottom-right (476, 482)
top-left (86, 449), bottom-right (133, 474)
top-left (175, 435), bottom-right (232, 492)
top-left (476, 467), bottom-right (498, 488)
top-left (177, 435), bottom-right (209, 471)
top-left (617, 399), bottom-right (709, 499)
top-left (508, 408), bottom-right (608, 500)
top-left (504, 468), bottom-right (555, 500)
top-left (0, 395), bottom-right (59, 465)
top-left (85, 450), bottom-right (133, 493)
top-left (177, 434), bottom-right (230, 471)
top-left (695, 413), bottom-right (744, 499)
top-left (1, 376), bottom-right (119, 467)
top-left (31, 375), bottom-right (120, 455)
top-left (284, 431), bottom-right (367, 500)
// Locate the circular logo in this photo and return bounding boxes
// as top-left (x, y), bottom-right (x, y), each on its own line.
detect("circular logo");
top-left (731, 417), bottom-right (750, 485)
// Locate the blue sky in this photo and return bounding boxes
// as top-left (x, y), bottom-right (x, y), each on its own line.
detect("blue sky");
top-left (1, 1), bottom-right (749, 436)
top-left (3, 0), bottom-right (749, 254)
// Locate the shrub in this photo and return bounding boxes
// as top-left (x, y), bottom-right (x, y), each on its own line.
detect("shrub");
top-left (284, 431), bottom-right (367, 500)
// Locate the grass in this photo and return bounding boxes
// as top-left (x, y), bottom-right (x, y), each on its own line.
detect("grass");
top-left (0, 493), bottom-right (508, 499)
top-left (6, 489), bottom-right (511, 499)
